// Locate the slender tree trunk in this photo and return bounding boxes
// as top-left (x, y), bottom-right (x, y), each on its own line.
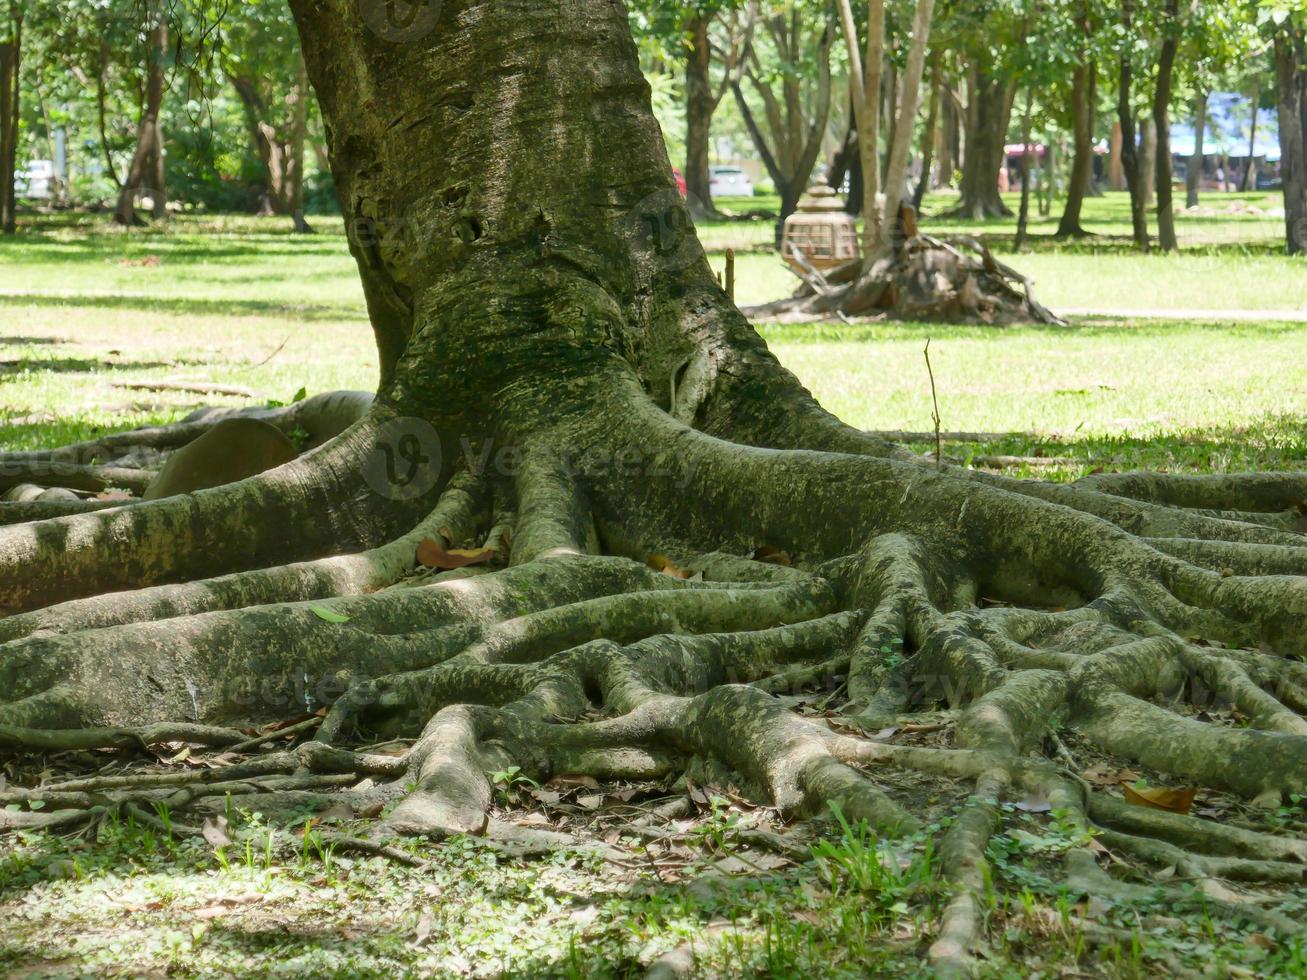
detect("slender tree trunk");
top-left (1153, 0), bottom-right (1180, 253)
top-left (1057, 61), bottom-right (1094, 237)
top-left (938, 86), bottom-right (957, 185)
top-left (913, 52), bottom-right (941, 211)
top-left (1275, 25), bottom-right (1307, 256)
top-left (1039, 138), bottom-right (1053, 216)
top-left (828, 111), bottom-right (862, 214)
top-left (0, 8), bottom-right (20, 235)
top-left (287, 54), bottom-right (312, 233)
top-left (1186, 91), bottom-right (1207, 208)
top-left (1139, 117), bottom-right (1156, 207)
top-left (1241, 87), bottom-right (1259, 192)
top-left (955, 65), bottom-right (1014, 219)
top-left (1015, 88), bottom-right (1034, 251)
top-left (115, 12), bottom-right (167, 227)
top-left (94, 54), bottom-right (121, 189)
top-left (684, 13), bottom-right (715, 214)
top-left (1117, 7), bottom-right (1148, 249)
top-left (838, 0), bottom-right (884, 252)
top-left (1109, 120), bottom-right (1125, 190)
top-left (149, 116), bottom-right (167, 220)
top-left (877, 0), bottom-right (935, 252)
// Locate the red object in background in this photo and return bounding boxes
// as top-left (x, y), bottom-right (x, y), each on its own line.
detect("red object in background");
top-left (672, 168), bottom-right (687, 197)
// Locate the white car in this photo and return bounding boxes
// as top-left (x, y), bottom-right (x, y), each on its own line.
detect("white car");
top-left (16, 160), bottom-right (55, 199)
top-left (709, 166), bottom-right (754, 199)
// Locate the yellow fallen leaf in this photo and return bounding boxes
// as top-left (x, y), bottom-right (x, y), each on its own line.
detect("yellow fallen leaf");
top-left (1123, 783), bottom-right (1197, 815)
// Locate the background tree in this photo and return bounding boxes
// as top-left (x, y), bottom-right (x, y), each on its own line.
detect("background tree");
top-left (939, 0), bottom-right (1024, 219)
top-left (1152, 0), bottom-right (1182, 252)
top-left (732, 0), bottom-right (835, 229)
top-left (222, 0), bottom-right (314, 232)
top-left (113, 0), bottom-right (170, 225)
top-left (1055, 1), bottom-right (1104, 238)
top-left (1269, 2), bottom-right (1307, 255)
top-left (1115, 0), bottom-right (1152, 248)
top-left (0, 0), bottom-right (21, 235)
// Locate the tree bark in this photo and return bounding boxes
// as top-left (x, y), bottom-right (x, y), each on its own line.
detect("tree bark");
top-left (1275, 24), bottom-right (1307, 256)
top-left (1015, 88), bottom-right (1034, 250)
top-left (1186, 91), bottom-right (1207, 208)
top-left (877, 0), bottom-right (935, 252)
top-left (114, 11), bottom-right (167, 227)
top-left (1116, 21), bottom-right (1148, 248)
top-left (1240, 86), bottom-right (1259, 193)
top-left (837, 0), bottom-right (883, 253)
top-left (912, 51), bottom-right (941, 211)
top-left (955, 65), bottom-right (1014, 219)
top-left (1139, 116), bottom-right (1156, 207)
top-left (938, 85), bottom-right (958, 186)
top-left (1153, 0), bottom-right (1179, 253)
top-left (1056, 60), bottom-right (1094, 237)
top-left (0, 7), bottom-right (20, 235)
top-left (684, 13), bottom-right (715, 213)
top-left (1109, 120), bottom-right (1125, 190)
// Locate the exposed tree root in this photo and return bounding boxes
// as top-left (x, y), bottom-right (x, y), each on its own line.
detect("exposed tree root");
top-left (4, 379), bottom-right (1307, 973)
top-left (2, 386), bottom-right (1307, 977)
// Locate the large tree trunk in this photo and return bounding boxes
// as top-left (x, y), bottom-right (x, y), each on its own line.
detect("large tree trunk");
top-left (0, 8), bottom-right (20, 236)
top-left (1275, 24), bottom-right (1307, 256)
top-left (1186, 91), bottom-right (1207, 209)
top-left (1056, 60), bottom-right (1094, 237)
top-left (1116, 14), bottom-right (1149, 249)
top-left (1153, 0), bottom-right (1180, 253)
top-left (114, 12), bottom-right (167, 227)
top-left (684, 13), bottom-right (715, 213)
top-left (955, 65), bottom-right (1014, 219)
top-left (4, 6), bottom-right (1307, 974)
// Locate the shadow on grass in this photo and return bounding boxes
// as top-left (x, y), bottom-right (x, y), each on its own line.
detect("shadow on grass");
top-left (888, 414), bottom-right (1307, 481)
top-left (0, 357), bottom-right (177, 375)
top-left (0, 292), bottom-right (364, 323)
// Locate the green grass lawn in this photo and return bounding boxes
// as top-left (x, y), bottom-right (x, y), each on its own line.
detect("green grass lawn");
top-left (2, 211), bottom-right (1307, 977)
top-left (2, 209), bottom-right (1304, 477)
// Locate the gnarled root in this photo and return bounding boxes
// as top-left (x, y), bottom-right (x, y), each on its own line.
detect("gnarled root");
top-left (3, 377), bottom-right (1307, 974)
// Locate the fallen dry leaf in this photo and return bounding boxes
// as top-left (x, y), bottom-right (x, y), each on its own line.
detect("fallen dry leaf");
top-left (417, 538), bottom-right (496, 569)
top-left (1123, 783), bottom-right (1197, 815)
